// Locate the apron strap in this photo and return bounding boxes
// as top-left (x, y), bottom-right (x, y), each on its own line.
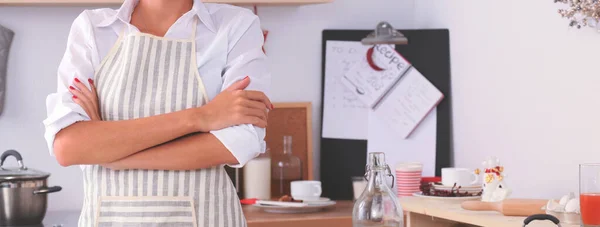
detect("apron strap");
top-left (118, 23), bottom-right (128, 39)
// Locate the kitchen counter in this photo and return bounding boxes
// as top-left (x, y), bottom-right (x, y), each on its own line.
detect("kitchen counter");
top-left (400, 197), bottom-right (576, 227)
top-left (244, 201), bottom-right (353, 227)
top-left (39, 201), bottom-right (353, 227)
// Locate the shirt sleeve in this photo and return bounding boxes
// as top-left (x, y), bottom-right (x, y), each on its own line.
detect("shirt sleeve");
top-left (210, 13), bottom-right (271, 168)
top-left (43, 12), bottom-right (95, 156)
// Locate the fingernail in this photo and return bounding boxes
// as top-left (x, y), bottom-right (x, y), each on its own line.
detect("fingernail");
top-left (74, 78), bottom-right (81, 83)
top-left (88, 78), bottom-right (94, 84)
top-left (69, 86), bottom-right (75, 90)
top-left (271, 104), bottom-right (274, 110)
top-left (244, 76), bottom-right (249, 80)
top-left (73, 95), bottom-right (78, 99)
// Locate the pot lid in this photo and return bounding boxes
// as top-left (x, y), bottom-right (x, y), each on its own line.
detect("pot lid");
top-left (0, 150), bottom-right (50, 181)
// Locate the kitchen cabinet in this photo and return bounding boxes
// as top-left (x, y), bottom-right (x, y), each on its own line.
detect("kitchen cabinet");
top-left (0, 0), bottom-right (333, 5)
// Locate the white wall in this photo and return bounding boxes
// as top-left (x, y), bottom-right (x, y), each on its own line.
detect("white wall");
top-left (0, 1), bottom-right (414, 211)
top-left (0, 6), bottom-right (90, 211)
top-left (414, 0), bottom-right (600, 199)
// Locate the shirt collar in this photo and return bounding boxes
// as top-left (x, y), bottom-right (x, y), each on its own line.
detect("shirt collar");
top-left (97, 0), bottom-right (216, 33)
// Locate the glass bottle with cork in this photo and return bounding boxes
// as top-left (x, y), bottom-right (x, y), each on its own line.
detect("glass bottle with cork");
top-left (271, 136), bottom-right (302, 197)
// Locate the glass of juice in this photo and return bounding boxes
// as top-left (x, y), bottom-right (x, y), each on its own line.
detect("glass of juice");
top-left (580, 163), bottom-right (600, 227)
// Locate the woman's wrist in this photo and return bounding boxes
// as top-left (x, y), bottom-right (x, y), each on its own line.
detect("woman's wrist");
top-left (187, 107), bottom-right (210, 132)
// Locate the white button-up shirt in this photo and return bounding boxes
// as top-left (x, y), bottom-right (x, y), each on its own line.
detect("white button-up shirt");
top-left (43, 0), bottom-right (269, 168)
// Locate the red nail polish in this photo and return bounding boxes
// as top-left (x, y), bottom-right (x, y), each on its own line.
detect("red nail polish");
top-left (88, 78), bottom-right (94, 85)
top-left (69, 86), bottom-right (75, 90)
top-left (73, 95), bottom-right (78, 99)
top-left (74, 78), bottom-right (81, 83)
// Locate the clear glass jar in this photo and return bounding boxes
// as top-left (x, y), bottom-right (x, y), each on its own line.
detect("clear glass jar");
top-left (271, 136), bottom-right (302, 197)
top-left (353, 152), bottom-right (404, 227)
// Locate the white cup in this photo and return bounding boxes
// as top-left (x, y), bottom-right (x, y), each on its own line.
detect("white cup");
top-left (291, 181), bottom-right (322, 201)
top-left (442, 168), bottom-right (479, 187)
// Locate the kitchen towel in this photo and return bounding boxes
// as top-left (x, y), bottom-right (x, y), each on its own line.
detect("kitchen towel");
top-left (0, 24), bottom-right (14, 116)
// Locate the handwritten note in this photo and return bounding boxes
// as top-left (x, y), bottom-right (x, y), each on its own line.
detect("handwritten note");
top-left (374, 68), bottom-right (443, 138)
top-left (341, 45), bottom-right (443, 139)
top-left (322, 41), bottom-right (371, 140)
top-left (341, 45), bottom-right (410, 108)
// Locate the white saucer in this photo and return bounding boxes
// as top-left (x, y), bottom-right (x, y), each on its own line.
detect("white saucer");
top-left (433, 184), bottom-right (482, 190)
top-left (412, 192), bottom-right (481, 202)
top-left (301, 197), bottom-right (332, 205)
top-left (254, 200), bottom-right (336, 214)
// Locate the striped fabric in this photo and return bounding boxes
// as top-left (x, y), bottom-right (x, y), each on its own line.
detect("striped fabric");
top-left (78, 19), bottom-right (245, 227)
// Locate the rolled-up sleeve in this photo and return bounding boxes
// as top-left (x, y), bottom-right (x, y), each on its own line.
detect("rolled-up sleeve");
top-left (43, 12), bottom-right (94, 156)
top-left (210, 13), bottom-right (270, 168)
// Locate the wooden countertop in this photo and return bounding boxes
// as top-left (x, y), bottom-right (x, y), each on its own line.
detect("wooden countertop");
top-left (400, 197), bottom-right (578, 227)
top-left (243, 201), bottom-right (353, 227)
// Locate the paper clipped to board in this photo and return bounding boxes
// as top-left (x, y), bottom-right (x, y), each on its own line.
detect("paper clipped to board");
top-left (321, 41), bottom-right (371, 140)
top-left (342, 45), bottom-right (444, 139)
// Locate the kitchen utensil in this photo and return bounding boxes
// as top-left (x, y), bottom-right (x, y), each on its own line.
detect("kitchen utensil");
top-left (413, 192), bottom-right (481, 202)
top-left (253, 201), bottom-right (336, 214)
top-left (0, 150), bottom-right (62, 226)
top-left (461, 199), bottom-right (547, 216)
top-left (580, 163), bottom-right (600, 226)
top-left (442, 168), bottom-right (478, 187)
top-left (523, 214), bottom-right (561, 227)
top-left (290, 180), bottom-right (321, 201)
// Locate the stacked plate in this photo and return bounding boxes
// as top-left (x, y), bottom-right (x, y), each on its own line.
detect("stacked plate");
top-left (395, 163), bottom-right (423, 197)
top-left (433, 184), bottom-right (483, 195)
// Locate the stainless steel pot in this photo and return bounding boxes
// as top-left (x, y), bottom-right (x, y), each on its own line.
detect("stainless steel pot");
top-left (0, 150), bottom-right (62, 226)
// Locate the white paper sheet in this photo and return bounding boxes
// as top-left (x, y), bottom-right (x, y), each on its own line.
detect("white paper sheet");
top-left (367, 108), bottom-right (437, 193)
top-left (341, 45), bottom-right (410, 108)
top-left (373, 68), bottom-right (444, 139)
top-left (322, 41), bottom-right (371, 140)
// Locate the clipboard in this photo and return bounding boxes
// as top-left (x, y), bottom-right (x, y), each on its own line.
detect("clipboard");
top-left (319, 28), bottom-right (453, 200)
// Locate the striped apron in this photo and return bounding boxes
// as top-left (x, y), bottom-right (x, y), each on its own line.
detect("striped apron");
top-left (78, 19), bottom-right (246, 227)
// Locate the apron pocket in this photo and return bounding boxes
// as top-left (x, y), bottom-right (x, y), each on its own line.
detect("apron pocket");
top-left (95, 196), bottom-right (198, 227)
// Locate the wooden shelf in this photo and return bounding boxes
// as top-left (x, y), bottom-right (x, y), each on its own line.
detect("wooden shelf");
top-left (0, 0), bottom-right (333, 5)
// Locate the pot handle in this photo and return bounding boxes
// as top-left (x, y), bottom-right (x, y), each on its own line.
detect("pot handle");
top-left (523, 214), bottom-right (560, 227)
top-left (0, 150), bottom-right (25, 170)
top-left (33, 186), bottom-right (62, 195)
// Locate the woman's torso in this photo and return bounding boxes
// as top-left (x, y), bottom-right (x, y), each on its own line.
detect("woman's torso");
top-left (76, 3), bottom-right (253, 227)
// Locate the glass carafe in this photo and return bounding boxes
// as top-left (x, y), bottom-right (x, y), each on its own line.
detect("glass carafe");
top-left (271, 136), bottom-right (302, 197)
top-left (353, 152), bottom-right (404, 227)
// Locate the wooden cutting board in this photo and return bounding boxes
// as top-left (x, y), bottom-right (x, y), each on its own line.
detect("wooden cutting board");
top-left (461, 199), bottom-right (547, 216)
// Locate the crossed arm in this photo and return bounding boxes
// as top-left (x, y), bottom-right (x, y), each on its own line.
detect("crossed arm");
top-left (54, 77), bottom-right (271, 170)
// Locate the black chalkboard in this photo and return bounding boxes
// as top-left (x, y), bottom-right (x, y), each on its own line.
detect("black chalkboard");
top-left (320, 29), bottom-right (453, 200)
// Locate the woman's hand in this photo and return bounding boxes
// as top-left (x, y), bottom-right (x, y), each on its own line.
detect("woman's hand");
top-left (69, 77), bottom-right (102, 121)
top-left (196, 76), bottom-right (273, 132)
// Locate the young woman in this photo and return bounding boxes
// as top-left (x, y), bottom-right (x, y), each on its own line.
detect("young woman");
top-left (43, 0), bottom-right (271, 226)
